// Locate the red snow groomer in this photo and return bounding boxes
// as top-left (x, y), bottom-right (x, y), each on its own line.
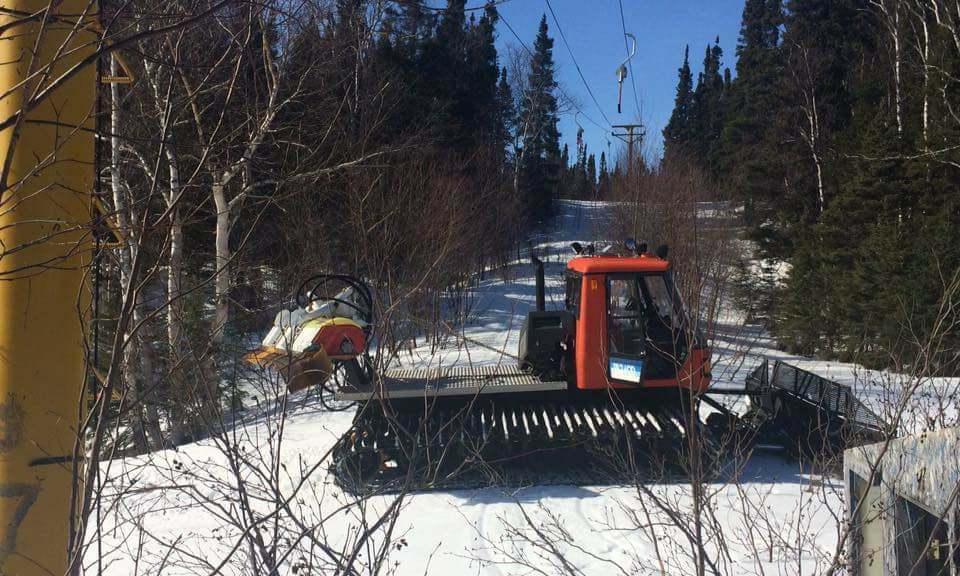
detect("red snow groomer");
top-left (248, 241), bottom-right (889, 492)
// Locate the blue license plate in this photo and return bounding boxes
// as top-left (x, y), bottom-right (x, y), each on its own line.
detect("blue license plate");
top-left (609, 357), bottom-right (644, 383)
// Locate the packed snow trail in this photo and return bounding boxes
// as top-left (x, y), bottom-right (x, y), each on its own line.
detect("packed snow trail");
top-left (89, 200), bottom-right (954, 575)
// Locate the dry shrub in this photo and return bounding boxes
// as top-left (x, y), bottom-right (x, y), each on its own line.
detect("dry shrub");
top-left (268, 147), bottom-right (521, 360)
top-left (608, 153), bottom-right (735, 320)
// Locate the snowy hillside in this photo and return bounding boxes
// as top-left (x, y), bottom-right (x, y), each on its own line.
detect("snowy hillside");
top-left (89, 200), bottom-right (954, 575)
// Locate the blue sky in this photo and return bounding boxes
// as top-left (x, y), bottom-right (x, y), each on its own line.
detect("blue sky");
top-left (493, 0), bottom-right (744, 164)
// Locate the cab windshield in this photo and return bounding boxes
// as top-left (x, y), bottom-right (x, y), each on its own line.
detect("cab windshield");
top-left (607, 272), bottom-right (687, 379)
top-left (643, 274), bottom-right (678, 325)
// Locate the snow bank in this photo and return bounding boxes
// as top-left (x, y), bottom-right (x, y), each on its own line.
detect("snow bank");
top-left (89, 200), bottom-right (952, 575)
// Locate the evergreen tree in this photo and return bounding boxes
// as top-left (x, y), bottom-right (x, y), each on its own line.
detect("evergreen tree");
top-left (518, 15), bottom-right (561, 218)
top-left (398, 0), bottom-right (433, 52)
top-left (663, 46), bottom-right (694, 160)
top-left (559, 142), bottom-right (571, 196)
top-left (471, 3), bottom-right (500, 141)
top-left (598, 151), bottom-right (610, 198)
top-left (777, 0), bottom-right (871, 221)
top-left (495, 66), bottom-right (515, 164)
top-left (717, 0), bottom-right (784, 232)
top-left (586, 153), bottom-right (597, 198)
top-left (709, 0), bottom-right (960, 370)
top-left (436, 0), bottom-right (467, 47)
top-left (574, 127), bottom-right (588, 198)
top-left (778, 111), bottom-right (906, 361)
top-left (689, 38), bottom-right (726, 172)
top-left (424, 0), bottom-right (472, 149)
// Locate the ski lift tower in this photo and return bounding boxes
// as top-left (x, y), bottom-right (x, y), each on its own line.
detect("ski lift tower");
top-left (613, 123), bottom-right (645, 179)
top-left (0, 2), bottom-right (96, 574)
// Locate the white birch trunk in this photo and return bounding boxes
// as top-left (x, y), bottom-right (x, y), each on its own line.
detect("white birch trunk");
top-left (213, 177), bottom-right (231, 347)
top-left (165, 155), bottom-right (184, 362)
top-left (921, 13), bottom-right (930, 147)
top-left (892, 1), bottom-right (903, 136)
top-left (111, 55), bottom-right (162, 450)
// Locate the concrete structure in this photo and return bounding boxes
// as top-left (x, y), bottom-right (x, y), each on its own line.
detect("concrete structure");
top-left (844, 427), bottom-right (960, 575)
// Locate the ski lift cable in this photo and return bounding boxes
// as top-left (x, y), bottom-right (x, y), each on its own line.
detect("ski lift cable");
top-left (500, 11), bottom-right (609, 132)
top-left (499, 12), bottom-right (611, 132)
top-left (617, 0), bottom-right (642, 116)
top-left (397, 0), bottom-right (515, 13)
top-left (543, 0), bottom-right (615, 128)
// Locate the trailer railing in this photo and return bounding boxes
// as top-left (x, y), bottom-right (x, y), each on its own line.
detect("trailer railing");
top-left (746, 358), bottom-right (889, 445)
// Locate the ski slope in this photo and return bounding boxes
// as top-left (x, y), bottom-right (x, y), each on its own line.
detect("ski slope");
top-left (89, 200), bottom-right (955, 575)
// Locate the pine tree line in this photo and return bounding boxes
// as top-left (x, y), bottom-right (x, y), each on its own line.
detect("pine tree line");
top-left (663, 39), bottom-right (730, 173)
top-left (97, 0), bottom-right (574, 450)
top-left (558, 127), bottom-right (611, 199)
top-left (663, 0), bottom-right (960, 371)
top-left (370, 5), bottom-right (570, 222)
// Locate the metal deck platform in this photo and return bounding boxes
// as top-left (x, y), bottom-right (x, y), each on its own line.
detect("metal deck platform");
top-left (336, 364), bottom-right (568, 401)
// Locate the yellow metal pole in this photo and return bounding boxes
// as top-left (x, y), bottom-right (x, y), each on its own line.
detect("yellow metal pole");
top-left (0, 1), bottom-right (96, 573)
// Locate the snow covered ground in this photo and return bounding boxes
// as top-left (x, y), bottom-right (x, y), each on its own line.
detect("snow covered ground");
top-left (89, 200), bottom-right (956, 575)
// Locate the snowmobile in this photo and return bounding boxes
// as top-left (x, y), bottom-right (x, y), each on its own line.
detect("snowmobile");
top-left (246, 241), bottom-right (889, 493)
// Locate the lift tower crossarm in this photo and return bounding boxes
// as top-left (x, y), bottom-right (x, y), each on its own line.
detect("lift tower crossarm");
top-left (612, 123), bottom-right (645, 179)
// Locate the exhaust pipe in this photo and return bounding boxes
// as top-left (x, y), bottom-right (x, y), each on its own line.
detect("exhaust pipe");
top-left (532, 256), bottom-right (545, 312)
